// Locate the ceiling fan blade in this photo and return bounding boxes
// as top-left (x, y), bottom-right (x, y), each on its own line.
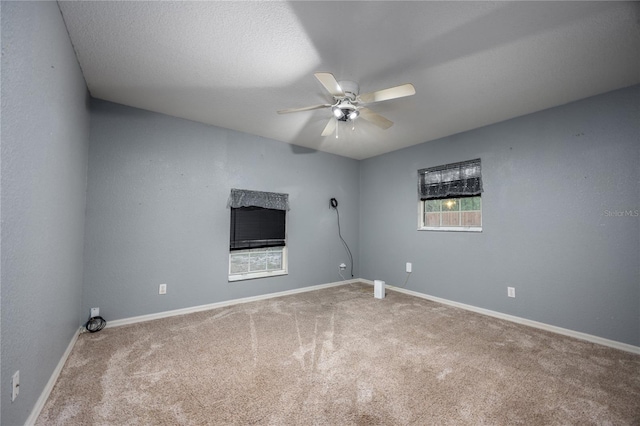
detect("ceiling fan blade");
top-left (359, 107), bottom-right (393, 130)
top-left (314, 72), bottom-right (345, 97)
top-left (277, 104), bottom-right (331, 114)
top-left (321, 118), bottom-right (337, 136)
top-left (359, 83), bottom-right (416, 104)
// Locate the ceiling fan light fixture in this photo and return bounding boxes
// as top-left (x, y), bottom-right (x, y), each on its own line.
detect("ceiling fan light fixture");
top-left (279, 72), bottom-right (414, 137)
top-left (332, 106), bottom-right (344, 118)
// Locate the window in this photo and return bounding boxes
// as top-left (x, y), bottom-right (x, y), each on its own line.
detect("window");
top-left (228, 189), bottom-right (289, 281)
top-left (423, 196), bottom-right (482, 228)
top-left (418, 159), bottom-right (483, 232)
top-left (229, 247), bottom-right (286, 276)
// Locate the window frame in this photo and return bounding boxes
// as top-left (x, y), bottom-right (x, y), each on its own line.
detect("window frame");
top-left (228, 246), bottom-right (288, 282)
top-left (417, 158), bottom-right (483, 233)
top-left (227, 189), bottom-right (289, 282)
top-left (418, 196), bottom-right (482, 232)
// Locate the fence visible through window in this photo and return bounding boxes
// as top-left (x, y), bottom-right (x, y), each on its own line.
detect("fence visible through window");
top-left (423, 196), bottom-right (481, 229)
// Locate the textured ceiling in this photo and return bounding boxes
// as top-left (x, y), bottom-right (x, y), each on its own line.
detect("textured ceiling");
top-left (58, 1), bottom-right (640, 160)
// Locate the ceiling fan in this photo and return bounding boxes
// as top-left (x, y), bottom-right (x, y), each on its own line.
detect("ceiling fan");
top-left (278, 72), bottom-right (416, 137)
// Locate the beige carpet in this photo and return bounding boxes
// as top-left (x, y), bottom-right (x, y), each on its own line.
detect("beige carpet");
top-left (37, 282), bottom-right (640, 425)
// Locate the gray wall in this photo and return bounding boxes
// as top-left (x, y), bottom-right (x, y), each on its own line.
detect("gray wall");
top-left (0, 2), bottom-right (90, 424)
top-left (83, 100), bottom-right (360, 321)
top-left (359, 86), bottom-right (640, 346)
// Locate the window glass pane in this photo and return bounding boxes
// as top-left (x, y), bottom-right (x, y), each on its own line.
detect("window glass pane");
top-left (421, 196), bottom-right (481, 229)
top-left (441, 211), bottom-right (460, 226)
top-left (462, 211), bottom-right (481, 226)
top-left (442, 199), bottom-right (459, 211)
top-left (230, 252), bottom-right (250, 274)
top-left (425, 199), bottom-right (440, 212)
top-left (460, 196), bottom-right (481, 211)
top-left (266, 249), bottom-right (282, 270)
top-left (249, 252), bottom-right (267, 272)
top-left (230, 247), bottom-right (285, 276)
top-left (460, 197), bottom-right (473, 211)
top-left (425, 212), bottom-right (440, 227)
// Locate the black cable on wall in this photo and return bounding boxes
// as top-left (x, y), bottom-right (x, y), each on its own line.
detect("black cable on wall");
top-left (85, 316), bottom-right (106, 333)
top-left (330, 198), bottom-right (354, 278)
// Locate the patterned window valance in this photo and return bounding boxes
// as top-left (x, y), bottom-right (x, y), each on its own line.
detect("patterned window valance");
top-left (227, 188), bottom-right (290, 211)
top-left (418, 158), bottom-right (483, 200)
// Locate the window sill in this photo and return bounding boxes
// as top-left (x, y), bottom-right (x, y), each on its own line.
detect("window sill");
top-left (228, 270), bottom-right (288, 282)
top-left (418, 226), bottom-right (482, 232)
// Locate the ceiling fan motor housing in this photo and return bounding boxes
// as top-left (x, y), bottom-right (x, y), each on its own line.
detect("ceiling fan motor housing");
top-left (338, 80), bottom-right (359, 101)
top-left (332, 81), bottom-right (360, 121)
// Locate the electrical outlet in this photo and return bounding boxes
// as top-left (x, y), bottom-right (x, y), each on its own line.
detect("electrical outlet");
top-left (508, 287), bottom-right (515, 298)
top-left (406, 262), bottom-right (412, 273)
top-left (91, 307), bottom-right (100, 318)
top-left (11, 370), bottom-right (19, 402)
top-left (339, 263), bottom-right (346, 270)
top-left (159, 284), bottom-right (167, 295)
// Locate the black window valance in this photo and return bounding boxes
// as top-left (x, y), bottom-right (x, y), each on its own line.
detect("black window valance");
top-left (418, 158), bottom-right (483, 200)
top-left (227, 188), bottom-right (289, 211)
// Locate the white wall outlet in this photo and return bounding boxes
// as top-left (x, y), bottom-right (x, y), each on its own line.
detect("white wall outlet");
top-left (159, 284), bottom-right (167, 295)
top-left (11, 370), bottom-right (19, 402)
top-left (508, 287), bottom-right (516, 298)
top-left (339, 263), bottom-right (346, 270)
top-left (91, 307), bottom-right (100, 318)
top-left (406, 262), bottom-right (412, 273)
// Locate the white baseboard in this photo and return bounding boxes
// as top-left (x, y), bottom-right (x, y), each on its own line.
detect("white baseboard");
top-left (360, 279), bottom-right (639, 355)
top-left (106, 279), bottom-right (361, 329)
top-left (25, 327), bottom-right (81, 426)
